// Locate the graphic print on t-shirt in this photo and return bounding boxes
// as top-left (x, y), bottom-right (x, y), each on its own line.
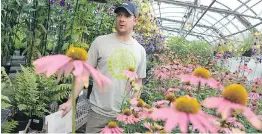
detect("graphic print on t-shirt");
top-left (108, 49), bottom-right (137, 80)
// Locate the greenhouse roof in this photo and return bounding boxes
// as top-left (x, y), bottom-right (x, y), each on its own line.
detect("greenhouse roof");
top-left (150, 0), bottom-right (262, 44)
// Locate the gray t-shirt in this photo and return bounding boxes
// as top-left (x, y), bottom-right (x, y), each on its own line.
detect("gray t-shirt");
top-left (87, 33), bottom-right (147, 117)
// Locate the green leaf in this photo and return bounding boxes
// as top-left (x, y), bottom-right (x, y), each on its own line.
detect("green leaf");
top-left (2, 102), bottom-right (12, 108)
top-left (62, 43), bottom-right (70, 51)
top-left (1, 120), bottom-right (18, 133)
top-left (34, 38), bottom-right (41, 46)
top-left (18, 104), bottom-right (27, 111)
top-left (15, 0), bottom-right (21, 6)
top-left (38, 1), bottom-right (46, 6)
top-left (39, 24), bottom-right (47, 33)
top-left (71, 34), bottom-right (79, 42)
top-left (1, 94), bottom-right (10, 102)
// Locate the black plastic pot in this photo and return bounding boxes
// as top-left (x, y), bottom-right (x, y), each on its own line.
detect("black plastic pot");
top-left (11, 112), bottom-right (29, 133)
top-left (30, 115), bottom-right (44, 131)
top-left (3, 65), bottom-right (11, 74)
top-left (20, 48), bottom-right (26, 56)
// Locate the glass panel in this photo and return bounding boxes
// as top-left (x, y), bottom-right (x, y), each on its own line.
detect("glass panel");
top-left (186, 35), bottom-right (201, 41)
top-left (243, 10), bottom-right (256, 16)
top-left (212, 2), bottom-right (229, 10)
top-left (216, 0), bottom-right (242, 10)
top-left (238, 6), bottom-right (248, 13)
top-left (246, 0), bottom-right (261, 7)
top-left (251, 2), bottom-right (262, 15)
top-left (200, 0), bottom-right (213, 6)
top-left (205, 12), bottom-right (225, 23)
top-left (194, 27), bottom-right (209, 33)
top-left (225, 23), bottom-right (239, 34)
top-left (231, 18), bottom-right (246, 31)
top-left (245, 18), bottom-right (261, 26)
top-left (198, 20), bottom-right (212, 27)
top-left (255, 24), bottom-right (262, 31)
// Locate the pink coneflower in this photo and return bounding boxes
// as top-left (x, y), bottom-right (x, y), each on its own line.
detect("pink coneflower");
top-left (248, 91), bottom-right (260, 101)
top-left (180, 67), bottom-right (221, 90)
top-left (130, 98), bottom-right (146, 112)
top-left (238, 65), bottom-right (252, 73)
top-left (153, 100), bottom-right (169, 108)
top-left (33, 47), bottom-right (112, 91)
top-left (165, 87), bottom-right (180, 95)
top-left (220, 127), bottom-right (232, 134)
top-left (202, 84), bottom-right (262, 130)
top-left (139, 108), bottom-right (156, 119)
top-left (101, 121), bottom-right (124, 134)
top-left (254, 77), bottom-right (262, 84)
top-left (151, 96), bottom-right (218, 133)
top-left (153, 68), bottom-right (170, 81)
top-left (116, 109), bottom-right (140, 124)
top-left (154, 86), bottom-right (166, 92)
top-left (226, 117), bottom-right (245, 130)
top-left (130, 97), bottom-right (140, 106)
top-left (180, 85), bottom-right (197, 91)
top-left (123, 66), bottom-right (138, 80)
top-left (250, 104), bottom-right (258, 111)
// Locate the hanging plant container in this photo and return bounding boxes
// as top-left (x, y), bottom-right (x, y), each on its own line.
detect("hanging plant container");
top-left (242, 48), bottom-right (252, 57)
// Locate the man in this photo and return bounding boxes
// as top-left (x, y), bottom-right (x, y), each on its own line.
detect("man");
top-left (59, 1), bottom-right (147, 133)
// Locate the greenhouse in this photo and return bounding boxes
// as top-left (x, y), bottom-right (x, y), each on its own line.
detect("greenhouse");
top-left (1, 0), bottom-right (262, 133)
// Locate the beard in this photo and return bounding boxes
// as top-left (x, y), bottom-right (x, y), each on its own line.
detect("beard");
top-left (116, 26), bottom-right (133, 35)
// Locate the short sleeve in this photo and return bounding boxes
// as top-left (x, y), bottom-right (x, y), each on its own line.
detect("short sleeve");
top-left (87, 38), bottom-right (98, 68)
top-left (136, 48), bottom-right (147, 78)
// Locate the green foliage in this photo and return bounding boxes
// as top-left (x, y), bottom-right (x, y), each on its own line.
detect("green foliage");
top-left (12, 66), bottom-right (70, 117)
top-left (1, 67), bottom-right (14, 108)
top-left (166, 37), bottom-right (214, 64)
top-left (1, 120), bottom-right (18, 133)
top-left (1, 92), bottom-right (12, 109)
top-left (1, 67), bottom-right (18, 133)
top-left (62, 42), bottom-right (89, 52)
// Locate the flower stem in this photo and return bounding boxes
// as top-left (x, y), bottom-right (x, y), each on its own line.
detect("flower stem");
top-left (198, 82), bottom-right (201, 90)
top-left (120, 79), bottom-right (130, 112)
top-left (71, 76), bottom-right (76, 133)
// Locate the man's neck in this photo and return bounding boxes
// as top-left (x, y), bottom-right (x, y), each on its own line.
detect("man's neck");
top-left (116, 32), bottom-right (133, 42)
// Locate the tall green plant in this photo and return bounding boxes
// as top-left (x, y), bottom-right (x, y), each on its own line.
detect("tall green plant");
top-left (12, 66), bottom-right (71, 117)
top-left (1, 0), bottom-right (23, 65)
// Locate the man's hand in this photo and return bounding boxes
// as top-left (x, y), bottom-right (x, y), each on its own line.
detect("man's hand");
top-left (58, 100), bottom-right (72, 117)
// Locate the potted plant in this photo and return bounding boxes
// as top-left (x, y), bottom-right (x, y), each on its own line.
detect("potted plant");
top-left (11, 66), bottom-right (71, 131)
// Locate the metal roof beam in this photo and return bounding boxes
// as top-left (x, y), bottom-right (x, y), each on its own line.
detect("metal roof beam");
top-left (153, 0), bottom-right (262, 20)
top-left (158, 17), bottom-right (214, 29)
top-left (211, 22), bottom-right (262, 42)
top-left (163, 28), bottom-right (212, 44)
top-left (158, 17), bottom-right (225, 39)
top-left (235, 15), bottom-right (258, 32)
top-left (184, 0), bottom-right (216, 38)
top-left (180, 0), bottom-right (198, 35)
top-left (162, 26), bottom-right (220, 38)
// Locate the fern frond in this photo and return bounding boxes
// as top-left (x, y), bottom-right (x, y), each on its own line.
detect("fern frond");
top-left (1, 120), bottom-right (18, 133)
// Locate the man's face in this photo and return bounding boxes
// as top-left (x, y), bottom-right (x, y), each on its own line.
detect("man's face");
top-left (116, 9), bottom-right (137, 35)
